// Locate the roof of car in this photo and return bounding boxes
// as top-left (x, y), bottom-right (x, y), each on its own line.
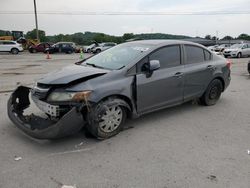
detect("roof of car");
top-left (0, 40), bottom-right (15, 42)
top-left (126, 39), bottom-right (204, 47)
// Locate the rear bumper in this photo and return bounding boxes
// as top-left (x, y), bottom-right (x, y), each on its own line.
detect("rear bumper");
top-left (7, 86), bottom-right (85, 139)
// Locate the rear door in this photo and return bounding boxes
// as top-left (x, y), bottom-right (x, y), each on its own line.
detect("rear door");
top-left (136, 45), bottom-right (184, 114)
top-left (242, 44), bottom-right (250, 56)
top-left (183, 45), bottom-right (214, 101)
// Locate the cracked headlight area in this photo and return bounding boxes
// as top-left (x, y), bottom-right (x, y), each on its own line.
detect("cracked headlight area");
top-left (47, 91), bottom-right (92, 102)
top-left (47, 92), bottom-right (77, 102)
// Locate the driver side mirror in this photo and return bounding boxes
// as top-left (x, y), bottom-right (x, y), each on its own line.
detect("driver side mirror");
top-left (142, 60), bottom-right (160, 78)
top-left (149, 60), bottom-right (160, 72)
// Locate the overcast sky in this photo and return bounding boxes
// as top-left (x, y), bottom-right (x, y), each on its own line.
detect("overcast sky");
top-left (1, 0), bottom-right (250, 38)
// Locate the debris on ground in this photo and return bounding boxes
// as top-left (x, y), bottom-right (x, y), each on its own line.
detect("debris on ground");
top-left (14, 156), bottom-right (22, 161)
top-left (61, 185), bottom-right (77, 188)
top-left (50, 176), bottom-right (77, 188)
top-left (207, 175), bottom-right (218, 182)
top-left (74, 142), bottom-right (84, 148)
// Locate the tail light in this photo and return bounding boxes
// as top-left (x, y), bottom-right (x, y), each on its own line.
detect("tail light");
top-left (226, 59), bottom-right (232, 69)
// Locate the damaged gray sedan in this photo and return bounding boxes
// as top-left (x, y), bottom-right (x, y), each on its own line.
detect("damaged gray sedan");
top-left (7, 40), bottom-right (231, 139)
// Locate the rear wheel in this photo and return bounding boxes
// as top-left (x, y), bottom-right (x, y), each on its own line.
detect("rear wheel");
top-left (87, 49), bottom-right (91, 53)
top-left (32, 49), bottom-right (37, 53)
top-left (11, 48), bottom-right (19, 54)
top-left (200, 79), bottom-right (223, 106)
top-left (86, 98), bottom-right (127, 139)
top-left (96, 49), bottom-right (101, 53)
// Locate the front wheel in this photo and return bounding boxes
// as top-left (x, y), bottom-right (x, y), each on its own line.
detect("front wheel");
top-left (247, 61), bottom-right (250, 74)
top-left (11, 48), bottom-right (19, 54)
top-left (200, 79), bottom-right (223, 106)
top-left (237, 52), bottom-right (242, 58)
top-left (86, 98), bottom-right (127, 139)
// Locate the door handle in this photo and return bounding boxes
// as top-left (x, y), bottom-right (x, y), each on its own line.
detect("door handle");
top-left (173, 72), bottom-right (183, 78)
top-left (207, 65), bottom-right (215, 70)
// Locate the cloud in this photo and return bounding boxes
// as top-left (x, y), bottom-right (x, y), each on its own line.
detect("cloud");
top-left (0, 0), bottom-right (249, 37)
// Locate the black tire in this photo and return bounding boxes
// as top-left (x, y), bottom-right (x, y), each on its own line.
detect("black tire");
top-left (87, 49), bottom-right (91, 53)
top-left (237, 52), bottom-right (242, 58)
top-left (11, 48), bottom-right (19, 54)
top-left (96, 49), bottom-right (101, 53)
top-left (86, 98), bottom-right (128, 139)
top-left (247, 61), bottom-right (250, 74)
top-left (200, 79), bottom-right (223, 106)
top-left (67, 50), bottom-right (73, 54)
top-left (32, 48), bottom-right (37, 53)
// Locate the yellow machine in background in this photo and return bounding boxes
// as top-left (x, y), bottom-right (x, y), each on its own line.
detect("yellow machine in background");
top-left (0, 31), bottom-right (39, 49)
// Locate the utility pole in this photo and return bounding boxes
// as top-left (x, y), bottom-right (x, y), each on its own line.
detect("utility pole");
top-left (33, 0), bottom-right (39, 41)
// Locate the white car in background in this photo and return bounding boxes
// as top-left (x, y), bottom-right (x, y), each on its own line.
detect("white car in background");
top-left (0, 40), bottom-right (23, 54)
top-left (84, 43), bottom-right (99, 53)
top-left (207, 45), bottom-right (219, 51)
top-left (223, 43), bottom-right (250, 58)
top-left (91, 42), bottom-right (117, 53)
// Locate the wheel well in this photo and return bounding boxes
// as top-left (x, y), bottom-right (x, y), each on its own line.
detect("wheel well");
top-left (11, 48), bottom-right (18, 51)
top-left (99, 95), bottom-right (133, 113)
top-left (213, 77), bottom-right (225, 91)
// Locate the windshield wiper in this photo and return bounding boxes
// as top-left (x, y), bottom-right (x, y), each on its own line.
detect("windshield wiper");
top-left (86, 63), bottom-right (105, 69)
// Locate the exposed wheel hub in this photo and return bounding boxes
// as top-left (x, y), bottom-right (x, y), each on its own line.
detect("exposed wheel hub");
top-left (99, 106), bottom-right (122, 133)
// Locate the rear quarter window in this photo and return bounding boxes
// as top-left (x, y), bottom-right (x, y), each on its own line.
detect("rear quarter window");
top-left (185, 45), bottom-right (205, 64)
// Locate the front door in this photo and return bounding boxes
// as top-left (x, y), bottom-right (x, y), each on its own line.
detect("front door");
top-left (136, 45), bottom-right (184, 114)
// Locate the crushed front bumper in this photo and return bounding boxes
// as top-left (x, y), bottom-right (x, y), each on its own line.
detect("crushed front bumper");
top-left (7, 86), bottom-right (85, 139)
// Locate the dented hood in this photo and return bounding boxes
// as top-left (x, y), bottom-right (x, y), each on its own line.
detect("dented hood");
top-left (38, 65), bottom-right (109, 85)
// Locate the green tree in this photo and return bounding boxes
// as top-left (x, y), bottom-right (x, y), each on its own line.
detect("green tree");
top-left (222, 35), bottom-right (234, 40)
top-left (211, 36), bottom-right (218, 40)
top-left (25, 29), bottom-right (47, 42)
top-left (237, 33), bottom-right (250, 40)
top-left (123, 33), bottom-right (134, 40)
top-left (205, 35), bottom-right (211, 40)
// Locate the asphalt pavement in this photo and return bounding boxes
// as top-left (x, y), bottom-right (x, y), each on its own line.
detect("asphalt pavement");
top-left (0, 52), bottom-right (250, 188)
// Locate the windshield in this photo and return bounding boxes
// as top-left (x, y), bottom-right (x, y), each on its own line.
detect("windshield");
top-left (230, 44), bottom-right (243, 49)
top-left (83, 44), bottom-right (152, 70)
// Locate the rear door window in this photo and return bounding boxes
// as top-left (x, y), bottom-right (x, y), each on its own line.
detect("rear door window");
top-left (3, 41), bottom-right (15, 45)
top-left (185, 45), bottom-right (205, 64)
top-left (149, 45), bottom-right (181, 69)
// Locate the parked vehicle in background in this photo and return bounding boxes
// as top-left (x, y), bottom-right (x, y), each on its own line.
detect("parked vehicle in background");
top-left (0, 40), bottom-right (23, 54)
top-left (7, 40), bottom-right (231, 140)
top-left (44, 42), bottom-right (75, 54)
top-left (207, 45), bottom-right (219, 51)
top-left (223, 43), bottom-right (250, 58)
top-left (91, 42), bottom-right (117, 53)
top-left (29, 42), bottom-right (53, 53)
top-left (84, 43), bottom-right (99, 53)
top-left (214, 44), bottom-right (231, 52)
